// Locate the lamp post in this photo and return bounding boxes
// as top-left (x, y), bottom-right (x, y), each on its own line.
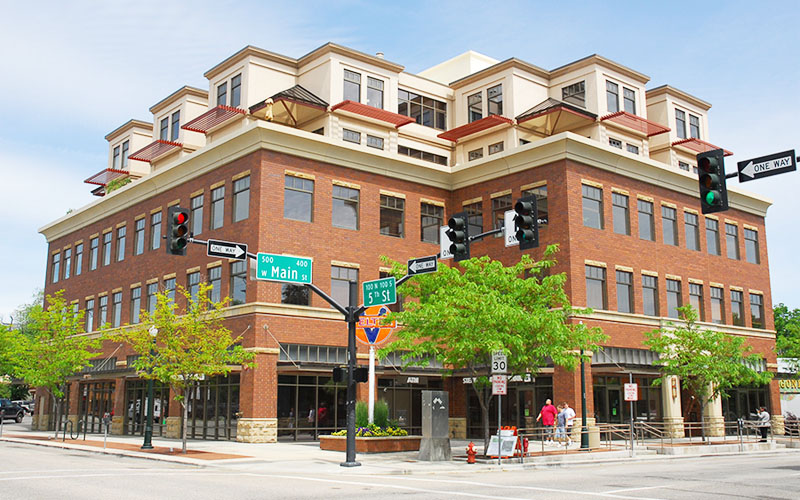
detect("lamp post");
top-left (579, 321), bottom-right (589, 450)
top-left (141, 325), bottom-right (157, 450)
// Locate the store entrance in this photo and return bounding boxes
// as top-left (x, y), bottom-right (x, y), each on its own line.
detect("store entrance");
top-left (78, 381), bottom-right (115, 434)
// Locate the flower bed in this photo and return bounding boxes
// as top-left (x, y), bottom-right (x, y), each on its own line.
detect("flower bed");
top-left (318, 435), bottom-right (421, 453)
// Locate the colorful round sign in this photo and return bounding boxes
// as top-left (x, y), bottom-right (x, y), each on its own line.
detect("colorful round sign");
top-left (355, 305), bottom-right (396, 345)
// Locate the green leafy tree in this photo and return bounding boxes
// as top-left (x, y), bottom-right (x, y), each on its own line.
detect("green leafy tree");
top-left (115, 283), bottom-right (255, 453)
top-left (9, 288), bottom-right (44, 337)
top-left (775, 303), bottom-right (800, 374)
top-left (379, 248), bottom-right (606, 449)
top-left (645, 305), bottom-right (772, 441)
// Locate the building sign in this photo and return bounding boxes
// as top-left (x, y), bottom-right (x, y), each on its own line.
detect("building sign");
top-left (355, 305), bottom-right (396, 345)
top-left (779, 379), bottom-right (800, 392)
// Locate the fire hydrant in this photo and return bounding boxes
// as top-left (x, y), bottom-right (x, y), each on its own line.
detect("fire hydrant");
top-left (466, 441), bottom-right (477, 464)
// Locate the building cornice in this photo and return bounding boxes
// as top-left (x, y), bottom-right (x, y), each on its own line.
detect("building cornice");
top-left (646, 85), bottom-right (712, 110)
top-left (104, 119), bottom-right (153, 142)
top-left (149, 86), bottom-right (209, 115)
top-left (204, 45), bottom-right (298, 80)
top-left (550, 54), bottom-right (650, 83)
top-left (449, 57), bottom-right (549, 89)
top-left (298, 42), bottom-right (405, 73)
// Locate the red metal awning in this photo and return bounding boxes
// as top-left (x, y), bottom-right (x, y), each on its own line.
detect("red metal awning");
top-left (181, 105), bottom-right (246, 134)
top-left (330, 100), bottom-right (415, 128)
top-left (437, 115), bottom-right (513, 143)
top-left (600, 111), bottom-right (670, 137)
top-left (671, 138), bottom-right (733, 156)
top-left (129, 140), bottom-right (182, 163)
top-left (84, 168), bottom-right (129, 186)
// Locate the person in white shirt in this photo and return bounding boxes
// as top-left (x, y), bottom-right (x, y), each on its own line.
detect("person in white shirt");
top-left (562, 402), bottom-right (576, 446)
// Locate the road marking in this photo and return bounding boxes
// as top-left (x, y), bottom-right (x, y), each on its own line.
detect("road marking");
top-left (603, 485), bottom-right (672, 494)
top-left (0, 471), bottom-right (208, 482)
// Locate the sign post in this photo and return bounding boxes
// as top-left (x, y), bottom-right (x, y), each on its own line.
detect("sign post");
top-left (491, 351), bottom-right (507, 464)
top-left (356, 305), bottom-right (396, 424)
top-left (624, 377), bottom-right (638, 457)
top-left (737, 150), bottom-right (796, 183)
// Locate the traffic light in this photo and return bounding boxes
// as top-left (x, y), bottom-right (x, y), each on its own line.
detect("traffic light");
top-left (166, 206), bottom-right (190, 256)
top-left (514, 196), bottom-right (539, 250)
top-left (332, 367), bottom-right (345, 383)
top-left (354, 367), bottom-right (369, 383)
top-left (446, 212), bottom-right (470, 262)
top-left (697, 149), bottom-right (729, 214)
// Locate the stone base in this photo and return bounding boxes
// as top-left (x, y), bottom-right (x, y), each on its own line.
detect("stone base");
top-left (111, 415), bottom-right (124, 435)
top-left (448, 418), bottom-right (466, 439)
top-left (165, 416), bottom-right (182, 439)
top-left (236, 418), bottom-right (277, 443)
top-left (772, 415), bottom-right (785, 436)
top-left (663, 416), bottom-right (686, 438)
top-left (703, 416), bottom-right (724, 437)
top-left (33, 414), bottom-right (50, 431)
top-left (570, 418), bottom-right (601, 448)
top-left (419, 437), bottom-right (452, 461)
top-left (319, 435), bottom-right (422, 453)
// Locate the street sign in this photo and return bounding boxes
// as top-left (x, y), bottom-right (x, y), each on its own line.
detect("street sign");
top-left (362, 277), bottom-right (397, 307)
top-left (206, 239), bottom-right (247, 260)
top-left (439, 226), bottom-right (453, 260)
top-left (491, 350), bottom-right (507, 374)
top-left (624, 383), bottom-right (638, 402)
top-left (737, 149), bottom-right (796, 183)
top-left (256, 253), bottom-right (312, 284)
top-left (407, 255), bottom-right (438, 276)
top-left (356, 305), bottom-right (396, 345)
top-left (503, 210), bottom-right (518, 248)
top-left (491, 374), bottom-right (507, 395)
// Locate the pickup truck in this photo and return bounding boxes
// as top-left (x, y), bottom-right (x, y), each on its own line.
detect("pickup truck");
top-left (0, 399), bottom-right (26, 423)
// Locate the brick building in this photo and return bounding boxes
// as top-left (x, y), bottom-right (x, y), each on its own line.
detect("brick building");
top-left (37, 43), bottom-right (778, 442)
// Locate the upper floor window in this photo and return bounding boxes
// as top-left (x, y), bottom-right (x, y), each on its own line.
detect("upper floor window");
top-left (208, 267), bottom-right (221, 303)
top-left (623, 87), bottom-right (636, 114)
top-left (51, 252), bottom-right (60, 284)
top-left (191, 195), bottom-right (203, 236)
top-left (685, 212), bottom-right (700, 251)
top-left (725, 223), bottom-right (739, 260)
top-left (582, 185), bottom-right (603, 229)
top-left (638, 200), bottom-right (654, 241)
top-left (331, 265), bottom-right (359, 308)
top-left (626, 144), bottom-right (639, 155)
top-left (150, 212), bottom-right (162, 250)
top-left (116, 226), bottom-right (126, 262)
top-left (130, 286), bottom-right (141, 325)
top-left (678, 161), bottom-right (690, 171)
top-left (284, 175), bottom-right (314, 222)
top-left (689, 283), bottom-right (705, 321)
top-left (282, 283), bottom-right (310, 306)
top-left (420, 203), bottom-right (442, 243)
top-left (74, 243), bottom-right (83, 276)
top-left (521, 185), bottom-right (548, 226)
top-left (367, 135), bottom-right (384, 149)
top-left (750, 293), bottom-right (764, 329)
top-left (380, 195), bottom-right (404, 238)
top-left (232, 175), bottom-right (250, 223)
top-left (332, 185), bottom-right (359, 230)
top-left (343, 129), bottom-right (361, 144)
top-left (606, 81), bottom-right (619, 113)
top-left (468, 92), bottom-right (482, 122)
top-left (585, 265), bottom-right (607, 310)
top-left (398, 90), bottom-right (446, 130)
top-left (229, 262), bottom-right (246, 304)
top-left (609, 138), bottom-right (622, 149)
top-left (398, 145), bottom-right (447, 166)
top-left (188, 271), bottom-right (201, 303)
top-left (134, 218), bottom-right (145, 255)
top-left (147, 282), bottom-right (158, 315)
top-left (468, 149), bottom-right (483, 161)
top-left (666, 279), bottom-right (682, 319)
top-left (488, 142), bottom-right (504, 155)
top-left (170, 111), bottom-right (180, 142)
top-left (464, 201), bottom-right (483, 235)
top-left (662, 206), bottom-right (678, 246)
top-left (745, 228), bottom-right (760, 264)
top-left (63, 248), bottom-right (72, 280)
top-left (612, 192), bottom-right (630, 235)
top-left (85, 299), bottom-right (95, 332)
top-left (710, 286), bottom-right (724, 324)
top-left (164, 278), bottom-right (176, 304)
top-left (642, 275), bottom-right (659, 316)
top-left (217, 81), bottom-right (227, 106)
top-left (689, 114), bottom-right (700, 139)
top-left (230, 74), bottom-right (242, 108)
top-left (562, 81), bottom-right (585, 107)
top-left (675, 109), bottom-right (686, 139)
top-left (706, 218), bottom-right (720, 256)
top-left (89, 236), bottom-right (99, 270)
top-left (99, 295), bottom-right (108, 326)
top-left (487, 84), bottom-right (502, 116)
top-left (616, 270), bottom-right (633, 313)
top-left (343, 69), bottom-right (361, 102)
top-left (367, 77), bottom-right (384, 109)
top-left (112, 291), bottom-right (122, 328)
top-left (731, 290), bottom-right (744, 326)
top-left (492, 194), bottom-right (512, 237)
top-left (121, 141), bottom-right (129, 168)
top-left (210, 186), bottom-right (225, 230)
top-left (159, 117), bottom-right (169, 141)
top-left (102, 231), bottom-right (113, 266)
top-left (113, 146), bottom-right (121, 169)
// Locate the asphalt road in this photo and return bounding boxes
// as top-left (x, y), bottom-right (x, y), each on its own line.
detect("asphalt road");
top-left (2, 439), bottom-right (800, 499)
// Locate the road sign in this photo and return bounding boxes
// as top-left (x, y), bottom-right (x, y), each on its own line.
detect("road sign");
top-left (491, 351), bottom-right (507, 374)
top-left (624, 383), bottom-right (638, 402)
top-left (408, 255), bottom-right (438, 276)
top-left (737, 149), bottom-right (796, 183)
top-left (362, 277), bottom-right (396, 307)
top-left (206, 239), bottom-right (247, 260)
top-left (256, 253), bottom-right (312, 284)
top-left (356, 305), bottom-right (396, 345)
top-left (503, 210), bottom-right (518, 247)
top-left (439, 226), bottom-right (453, 260)
top-left (491, 374), bottom-right (507, 395)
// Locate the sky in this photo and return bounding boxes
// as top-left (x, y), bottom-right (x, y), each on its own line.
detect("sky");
top-left (0, 0), bottom-right (798, 321)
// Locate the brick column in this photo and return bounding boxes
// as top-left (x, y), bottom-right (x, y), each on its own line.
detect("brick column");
top-left (66, 382), bottom-right (81, 432)
top-left (769, 377), bottom-right (784, 435)
top-left (554, 353), bottom-right (598, 446)
top-left (661, 375), bottom-right (685, 438)
top-left (237, 348), bottom-right (278, 443)
top-left (165, 386), bottom-right (182, 438)
top-left (111, 377), bottom-right (126, 435)
top-left (447, 376), bottom-right (467, 439)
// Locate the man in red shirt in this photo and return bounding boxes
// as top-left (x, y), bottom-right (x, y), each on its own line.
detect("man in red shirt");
top-left (536, 398), bottom-right (558, 444)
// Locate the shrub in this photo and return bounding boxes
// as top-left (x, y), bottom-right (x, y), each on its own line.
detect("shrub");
top-left (331, 424), bottom-right (408, 437)
top-left (374, 399), bottom-right (389, 428)
top-left (355, 401), bottom-right (368, 427)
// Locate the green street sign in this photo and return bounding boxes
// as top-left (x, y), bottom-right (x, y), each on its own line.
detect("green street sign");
top-left (256, 253), bottom-right (313, 284)
top-left (362, 277), bottom-right (397, 307)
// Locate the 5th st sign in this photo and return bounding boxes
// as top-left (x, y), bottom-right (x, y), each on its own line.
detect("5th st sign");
top-left (737, 149), bottom-right (796, 183)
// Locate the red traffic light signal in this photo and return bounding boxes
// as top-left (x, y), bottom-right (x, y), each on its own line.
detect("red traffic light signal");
top-left (167, 206), bottom-right (190, 256)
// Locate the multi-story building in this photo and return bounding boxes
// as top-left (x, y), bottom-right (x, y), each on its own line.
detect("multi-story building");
top-left (37, 43), bottom-right (778, 442)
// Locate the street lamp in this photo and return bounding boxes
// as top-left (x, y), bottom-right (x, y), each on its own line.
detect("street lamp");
top-left (141, 325), bottom-right (158, 450)
top-left (579, 321), bottom-right (589, 450)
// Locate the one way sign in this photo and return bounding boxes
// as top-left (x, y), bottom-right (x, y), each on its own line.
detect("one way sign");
top-left (737, 150), bottom-right (796, 183)
top-left (207, 239), bottom-right (248, 260)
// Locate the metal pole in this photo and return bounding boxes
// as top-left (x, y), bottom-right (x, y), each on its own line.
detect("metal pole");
top-left (497, 394), bottom-right (502, 465)
top-left (629, 372), bottom-right (635, 458)
top-left (580, 348), bottom-right (589, 450)
top-left (368, 345), bottom-right (375, 424)
top-left (341, 280), bottom-right (361, 467)
top-left (142, 328), bottom-right (157, 450)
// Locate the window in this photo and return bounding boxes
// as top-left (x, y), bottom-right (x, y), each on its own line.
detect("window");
top-left (147, 283), bottom-right (158, 315)
top-left (164, 278), bottom-right (176, 304)
top-left (191, 195), bottom-right (203, 236)
top-left (89, 237), bottom-right (99, 270)
top-left (398, 89), bottom-right (446, 130)
top-left (582, 185), bottom-right (603, 229)
top-left (725, 223), bottom-right (739, 260)
top-left (675, 109), bottom-right (686, 139)
top-left (464, 201), bottom-right (483, 236)
top-left (678, 161), bottom-right (690, 171)
top-left (609, 138), bottom-right (622, 149)
top-left (150, 212), bottom-right (162, 250)
top-left (367, 77), bottom-right (383, 108)
top-left (208, 267), bottom-right (221, 303)
top-left (232, 175), bottom-right (250, 223)
top-left (397, 145), bottom-right (448, 165)
top-left (332, 185), bottom-right (359, 230)
top-left (72, 302), bottom-right (79, 319)
top-left (134, 219), bottom-right (145, 255)
top-left (731, 290), bottom-right (744, 326)
top-left (102, 232), bottom-right (112, 266)
top-left (468, 149), bottom-right (483, 161)
top-left (170, 111), bottom-right (180, 142)
top-left (284, 175), bottom-right (314, 222)
top-left (217, 81), bottom-right (227, 106)
top-left (662, 206), bottom-right (678, 246)
top-left (750, 294), bottom-right (764, 329)
top-left (230, 261), bottom-right (247, 305)
top-left (612, 192), bottom-right (630, 235)
top-left (210, 186), bottom-right (225, 229)
top-left (616, 270), bottom-right (633, 313)
top-left (626, 144), bottom-right (639, 155)
top-left (520, 139), bottom-right (530, 146)
top-left (685, 212), bottom-right (700, 251)
top-left (689, 114), bottom-right (700, 139)
top-left (230, 74), bottom-right (242, 108)
top-left (562, 81), bottom-right (586, 107)
top-left (282, 284), bottom-right (310, 306)
top-left (51, 252), bottom-right (60, 283)
top-left (379, 195), bottom-right (404, 238)
top-left (85, 299), bottom-right (95, 332)
top-left (488, 142), bottom-right (504, 155)
top-left (313, 127), bottom-right (324, 135)
top-left (130, 287), bottom-right (141, 324)
top-left (706, 218), bottom-right (720, 256)
top-left (366, 135), bottom-right (384, 149)
top-left (606, 81), bottom-right (619, 113)
top-left (623, 87), bottom-right (636, 114)
top-left (487, 84), bottom-right (502, 116)
top-left (745, 228), bottom-right (760, 264)
top-left (112, 292), bottom-right (122, 328)
top-left (116, 226), bottom-right (126, 262)
top-left (521, 185), bottom-right (548, 226)
top-left (113, 146), bottom-right (121, 169)
top-left (381, 271), bottom-right (404, 313)
top-left (666, 279), bottom-right (682, 319)
top-left (492, 194), bottom-right (512, 237)
top-left (121, 140), bottom-right (129, 169)
top-left (331, 266), bottom-right (358, 307)
top-left (642, 275), bottom-right (659, 316)
top-left (159, 117), bottom-right (169, 141)
top-left (74, 243), bottom-right (83, 276)
top-left (468, 92), bottom-right (482, 122)
top-left (421, 203), bottom-right (443, 243)
top-left (188, 271), bottom-right (201, 304)
top-left (585, 265), bottom-right (607, 310)
top-left (689, 283), bottom-right (704, 321)
top-left (342, 129), bottom-right (361, 144)
top-left (99, 295), bottom-right (108, 326)
top-left (638, 200), bottom-right (654, 241)
top-left (63, 248), bottom-right (71, 280)
top-left (710, 287), bottom-right (724, 324)
top-left (343, 69), bottom-right (361, 102)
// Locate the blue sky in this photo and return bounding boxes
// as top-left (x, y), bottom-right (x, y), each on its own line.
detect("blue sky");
top-left (0, 0), bottom-right (798, 320)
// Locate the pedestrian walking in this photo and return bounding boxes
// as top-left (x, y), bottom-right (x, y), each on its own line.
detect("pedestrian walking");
top-left (562, 401), bottom-right (576, 446)
top-left (554, 404), bottom-right (566, 445)
top-left (536, 398), bottom-right (558, 444)
top-left (757, 406), bottom-right (770, 442)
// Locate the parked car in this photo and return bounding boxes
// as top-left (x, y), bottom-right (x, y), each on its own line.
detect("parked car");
top-left (13, 400), bottom-right (34, 416)
top-left (0, 399), bottom-right (25, 423)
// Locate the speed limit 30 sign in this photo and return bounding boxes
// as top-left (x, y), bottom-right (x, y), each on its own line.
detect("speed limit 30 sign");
top-left (492, 351), bottom-right (507, 374)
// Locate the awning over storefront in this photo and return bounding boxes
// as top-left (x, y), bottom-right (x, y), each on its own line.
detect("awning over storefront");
top-left (437, 114), bottom-right (513, 142)
top-left (672, 138), bottom-right (733, 156)
top-left (600, 111), bottom-right (670, 137)
top-left (516, 98), bottom-right (597, 136)
top-left (129, 140), bottom-right (182, 163)
top-left (250, 85), bottom-right (329, 126)
top-left (593, 347), bottom-right (659, 367)
top-left (331, 100), bottom-right (415, 128)
top-left (181, 105), bottom-right (246, 134)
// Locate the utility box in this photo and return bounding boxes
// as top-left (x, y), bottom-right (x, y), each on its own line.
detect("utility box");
top-left (419, 390), bottom-right (451, 461)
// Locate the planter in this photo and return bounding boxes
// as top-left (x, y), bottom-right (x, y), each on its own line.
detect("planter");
top-left (319, 435), bottom-right (421, 453)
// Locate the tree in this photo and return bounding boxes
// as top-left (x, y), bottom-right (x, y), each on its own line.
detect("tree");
top-left (8, 288), bottom-right (44, 337)
top-left (115, 283), bottom-right (255, 453)
top-left (14, 290), bottom-right (100, 436)
top-left (645, 305), bottom-right (772, 441)
top-left (775, 303), bottom-right (800, 374)
top-left (379, 247), bottom-right (606, 449)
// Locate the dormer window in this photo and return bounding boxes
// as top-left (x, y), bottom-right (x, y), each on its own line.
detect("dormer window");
top-left (487, 84), bottom-right (502, 116)
top-left (468, 92), bottom-right (482, 122)
top-left (121, 140), bottom-right (129, 168)
top-left (171, 111), bottom-right (180, 141)
top-left (113, 146), bottom-right (121, 169)
top-left (216, 73), bottom-right (242, 107)
top-left (344, 70), bottom-right (361, 102)
top-left (562, 81), bottom-right (586, 108)
top-left (689, 114), bottom-right (700, 139)
top-left (606, 81), bottom-right (619, 113)
top-left (367, 77), bottom-right (384, 109)
top-left (160, 117), bottom-right (169, 140)
top-left (160, 112), bottom-right (181, 141)
top-left (675, 109), bottom-right (686, 139)
top-left (217, 82), bottom-right (227, 106)
top-left (623, 87), bottom-right (636, 114)
top-left (398, 90), bottom-right (447, 130)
